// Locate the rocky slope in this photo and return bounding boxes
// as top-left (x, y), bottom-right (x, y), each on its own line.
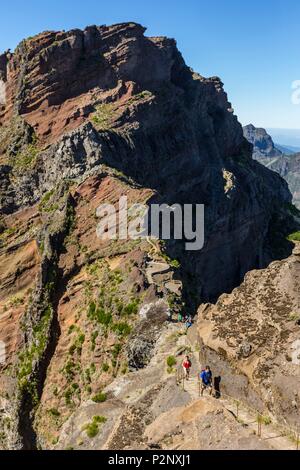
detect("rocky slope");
top-left (54, 320), bottom-right (277, 450)
top-left (195, 242), bottom-right (300, 429)
top-left (34, 244), bottom-right (300, 451)
top-left (0, 23), bottom-right (298, 450)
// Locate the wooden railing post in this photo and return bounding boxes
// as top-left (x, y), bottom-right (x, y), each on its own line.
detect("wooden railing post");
top-left (236, 400), bottom-right (239, 419)
top-left (257, 415), bottom-right (262, 438)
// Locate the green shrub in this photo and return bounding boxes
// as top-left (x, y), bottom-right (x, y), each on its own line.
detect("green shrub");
top-left (69, 344), bottom-right (76, 355)
top-left (88, 301), bottom-right (96, 317)
top-left (91, 103), bottom-right (116, 131)
top-left (78, 334), bottom-right (85, 344)
top-left (112, 322), bottom-right (132, 337)
top-left (112, 343), bottom-right (122, 358)
top-left (258, 415), bottom-right (272, 425)
top-left (96, 309), bottom-right (112, 326)
top-left (88, 302), bottom-right (112, 326)
top-left (289, 312), bottom-right (300, 321)
top-left (83, 421), bottom-right (98, 438)
top-left (64, 388), bottom-right (73, 406)
top-left (123, 301), bottom-right (139, 316)
top-left (85, 368), bottom-right (91, 384)
top-left (92, 392), bottom-right (107, 403)
top-left (170, 259), bottom-right (181, 269)
top-left (83, 416), bottom-right (107, 438)
top-left (14, 143), bottom-right (39, 170)
top-left (91, 331), bottom-right (98, 351)
top-left (39, 189), bottom-right (55, 211)
top-left (287, 231), bottom-right (300, 242)
top-left (64, 360), bottom-right (76, 380)
top-left (48, 408), bottom-right (60, 417)
top-left (94, 415), bottom-right (107, 424)
top-left (167, 356), bottom-right (176, 368)
top-left (102, 363), bottom-right (109, 372)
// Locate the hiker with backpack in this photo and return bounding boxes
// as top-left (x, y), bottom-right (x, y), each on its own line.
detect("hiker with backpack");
top-left (185, 315), bottom-right (193, 331)
top-left (182, 355), bottom-right (192, 381)
top-left (200, 365), bottom-right (213, 396)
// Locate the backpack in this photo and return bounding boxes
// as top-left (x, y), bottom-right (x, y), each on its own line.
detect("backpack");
top-left (200, 369), bottom-right (211, 384)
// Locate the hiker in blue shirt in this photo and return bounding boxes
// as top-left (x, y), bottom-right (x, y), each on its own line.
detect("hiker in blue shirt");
top-left (185, 315), bottom-right (193, 330)
top-left (200, 365), bottom-right (213, 396)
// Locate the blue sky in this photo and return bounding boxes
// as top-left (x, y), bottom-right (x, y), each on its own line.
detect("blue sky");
top-left (0, 0), bottom-right (299, 130)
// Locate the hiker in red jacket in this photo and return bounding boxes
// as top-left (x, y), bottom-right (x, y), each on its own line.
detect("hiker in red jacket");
top-left (182, 355), bottom-right (192, 381)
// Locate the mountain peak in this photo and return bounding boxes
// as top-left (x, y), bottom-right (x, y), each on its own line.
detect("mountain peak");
top-left (243, 123), bottom-right (282, 159)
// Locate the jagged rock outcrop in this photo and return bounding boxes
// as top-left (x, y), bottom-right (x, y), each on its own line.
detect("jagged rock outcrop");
top-left (243, 124), bottom-right (282, 160)
top-left (0, 23), bottom-right (299, 450)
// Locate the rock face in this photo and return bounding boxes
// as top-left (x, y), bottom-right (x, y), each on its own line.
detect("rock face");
top-left (0, 24), bottom-right (296, 302)
top-left (243, 124), bottom-right (282, 160)
top-left (0, 23), bottom-right (299, 450)
top-left (196, 243), bottom-right (300, 428)
top-left (267, 153), bottom-right (300, 209)
top-left (243, 125), bottom-right (300, 209)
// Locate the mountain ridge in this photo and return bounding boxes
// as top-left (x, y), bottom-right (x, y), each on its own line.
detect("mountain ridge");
top-left (0, 23), bottom-right (298, 450)
top-left (243, 123), bottom-right (300, 208)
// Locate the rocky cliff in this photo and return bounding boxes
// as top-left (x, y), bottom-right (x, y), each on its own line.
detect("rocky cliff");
top-left (243, 123), bottom-right (283, 160)
top-left (0, 23), bottom-right (298, 450)
top-left (267, 153), bottom-right (300, 209)
top-left (243, 125), bottom-right (300, 209)
top-left (195, 242), bottom-right (300, 429)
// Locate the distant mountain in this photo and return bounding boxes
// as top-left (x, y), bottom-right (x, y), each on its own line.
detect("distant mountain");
top-left (243, 124), bottom-right (300, 208)
top-left (243, 124), bottom-right (282, 159)
top-left (275, 143), bottom-right (300, 155)
top-left (268, 153), bottom-right (300, 209)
